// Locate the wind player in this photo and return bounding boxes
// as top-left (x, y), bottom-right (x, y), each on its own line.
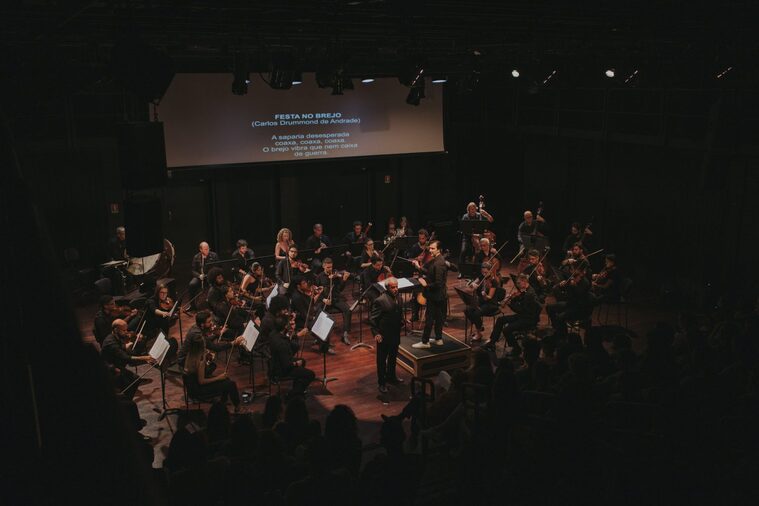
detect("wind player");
top-left (188, 242), bottom-right (219, 313)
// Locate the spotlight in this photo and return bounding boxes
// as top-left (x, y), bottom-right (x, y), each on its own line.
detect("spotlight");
top-left (431, 77), bottom-right (447, 83)
top-left (231, 53), bottom-right (249, 95)
top-left (716, 66), bottom-right (733, 79)
top-left (605, 68), bottom-right (616, 78)
top-left (624, 69), bottom-right (639, 84)
top-left (291, 72), bottom-right (303, 85)
top-left (361, 78), bottom-right (375, 83)
top-left (511, 69), bottom-right (520, 78)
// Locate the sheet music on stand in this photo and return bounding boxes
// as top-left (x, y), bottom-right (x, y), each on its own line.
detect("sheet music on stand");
top-left (242, 320), bottom-right (260, 352)
top-left (460, 219), bottom-right (488, 236)
top-left (266, 284), bottom-right (279, 308)
top-left (311, 311), bottom-right (334, 342)
top-left (397, 277), bottom-right (415, 290)
top-left (149, 332), bottom-right (171, 365)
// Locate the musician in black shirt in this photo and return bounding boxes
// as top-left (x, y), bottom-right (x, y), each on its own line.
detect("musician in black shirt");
top-left (547, 270), bottom-right (593, 339)
top-left (109, 226), bottom-right (128, 261)
top-left (361, 257), bottom-right (391, 306)
top-left (521, 249), bottom-right (553, 303)
top-left (316, 258), bottom-right (353, 345)
top-left (93, 295), bottom-right (139, 344)
top-left (276, 245), bottom-right (307, 290)
top-left (177, 311), bottom-right (244, 368)
top-left (369, 277), bottom-right (404, 393)
top-left (406, 229), bottom-right (430, 259)
top-left (269, 316), bottom-right (316, 398)
top-left (101, 319), bottom-right (156, 398)
top-left (517, 210), bottom-right (548, 253)
top-left (230, 239), bottom-right (255, 283)
top-left (464, 263), bottom-right (505, 341)
top-left (188, 242), bottom-right (219, 312)
top-left (239, 262), bottom-right (272, 318)
top-left (145, 283), bottom-right (178, 338)
top-left (412, 240), bottom-right (448, 348)
top-left (343, 220), bottom-right (369, 244)
top-left (483, 274), bottom-right (541, 355)
top-left (591, 254), bottom-right (622, 303)
top-left (213, 286), bottom-right (250, 341)
top-left (459, 202), bottom-right (493, 267)
top-left (562, 222), bottom-right (592, 254)
top-left (305, 223), bottom-right (333, 270)
top-left (205, 267), bottom-right (228, 309)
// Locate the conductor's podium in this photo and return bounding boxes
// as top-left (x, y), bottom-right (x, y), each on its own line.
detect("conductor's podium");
top-left (397, 331), bottom-right (471, 378)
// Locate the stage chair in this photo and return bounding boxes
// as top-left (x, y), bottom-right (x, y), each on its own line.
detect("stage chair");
top-left (182, 373), bottom-right (224, 411)
top-left (596, 277), bottom-right (634, 329)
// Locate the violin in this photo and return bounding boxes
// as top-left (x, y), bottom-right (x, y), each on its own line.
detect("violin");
top-left (159, 296), bottom-right (174, 311)
top-left (415, 232), bottom-right (436, 265)
top-left (501, 287), bottom-right (526, 306)
top-left (560, 268), bottom-right (587, 287)
top-left (292, 259), bottom-right (310, 273)
top-left (113, 304), bottom-right (136, 319)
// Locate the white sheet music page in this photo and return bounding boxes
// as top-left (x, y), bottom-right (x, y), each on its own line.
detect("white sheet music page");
top-left (242, 320), bottom-right (260, 352)
top-left (311, 311), bottom-right (334, 342)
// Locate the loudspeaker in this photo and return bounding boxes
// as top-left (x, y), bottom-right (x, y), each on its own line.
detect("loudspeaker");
top-left (124, 196), bottom-right (164, 257)
top-left (119, 122), bottom-right (167, 190)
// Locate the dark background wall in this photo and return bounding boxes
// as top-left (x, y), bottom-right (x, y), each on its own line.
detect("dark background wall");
top-left (10, 81), bottom-right (759, 305)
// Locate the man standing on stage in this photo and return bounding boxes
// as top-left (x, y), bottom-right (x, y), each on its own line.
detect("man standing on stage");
top-left (369, 277), bottom-right (404, 393)
top-left (412, 240), bottom-right (448, 349)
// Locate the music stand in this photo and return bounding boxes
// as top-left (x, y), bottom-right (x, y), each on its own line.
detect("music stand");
top-left (460, 219), bottom-right (488, 236)
top-left (349, 283), bottom-right (377, 351)
top-left (312, 311), bottom-right (337, 386)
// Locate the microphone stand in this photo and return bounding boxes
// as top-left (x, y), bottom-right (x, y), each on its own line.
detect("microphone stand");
top-left (349, 282), bottom-right (376, 351)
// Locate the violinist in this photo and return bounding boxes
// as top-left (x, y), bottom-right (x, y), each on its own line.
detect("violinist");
top-left (274, 228), bottom-right (295, 262)
top-left (546, 266), bottom-right (593, 339)
top-left (276, 245), bottom-right (309, 289)
top-left (188, 242), bottom-right (219, 313)
top-left (459, 201), bottom-right (494, 268)
top-left (316, 258), bottom-right (353, 345)
top-left (231, 239), bottom-right (255, 283)
top-left (521, 249), bottom-right (553, 303)
top-left (101, 319), bottom-right (156, 399)
top-left (343, 220), bottom-right (369, 245)
top-left (259, 295), bottom-right (301, 352)
top-left (473, 237), bottom-right (499, 266)
top-left (559, 242), bottom-right (590, 279)
top-left (146, 283), bottom-right (178, 337)
top-left (268, 316), bottom-right (316, 398)
top-left (240, 261), bottom-right (272, 318)
top-left (290, 276), bottom-right (335, 355)
top-left (205, 267), bottom-right (228, 309)
top-left (483, 274), bottom-right (541, 356)
top-left (360, 239), bottom-right (382, 269)
top-left (183, 332), bottom-right (243, 412)
top-left (591, 254), bottom-right (621, 303)
top-left (213, 285), bottom-right (250, 340)
top-left (412, 240), bottom-right (448, 349)
top-left (177, 311), bottom-right (244, 369)
top-left (464, 262), bottom-right (505, 341)
top-left (361, 257), bottom-right (392, 305)
top-left (93, 295), bottom-right (139, 345)
top-left (406, 228), bottom-right (430, 261)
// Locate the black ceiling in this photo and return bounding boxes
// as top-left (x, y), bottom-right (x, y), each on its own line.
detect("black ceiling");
top-left (1, 0), bottom-right (756, 96)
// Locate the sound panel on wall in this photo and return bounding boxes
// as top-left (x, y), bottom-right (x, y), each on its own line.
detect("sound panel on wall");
top-left (118, 122), bottom-right (167, 191)
top-left (124, 195), bottom-right (164, 257)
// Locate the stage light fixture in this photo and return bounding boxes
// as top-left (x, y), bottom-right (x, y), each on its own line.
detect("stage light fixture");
top-left (716, 66), bottom-right (733, 79)
top-left (511, 69), bottom-right (520, 78)
top-left (361, 78), bottom-right (375, 83)
top-left (624, 69), bottom-right (639, 84)
top-left (406, 79), bottom-right (425, 106)
top-left (542, 70), bottom-right (557, 85)
top-left (231, 53), bottom-right (249, 95)
top-left (431, 77), bottom-right (447, 83)
top-left (605, 68), bottom-right (616, 78)
top-left (291, 72), bottom-right (303, 85)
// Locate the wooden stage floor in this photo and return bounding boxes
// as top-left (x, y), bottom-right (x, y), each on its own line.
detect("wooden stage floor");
top-left (75, 269), bottom-right (671, 467)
